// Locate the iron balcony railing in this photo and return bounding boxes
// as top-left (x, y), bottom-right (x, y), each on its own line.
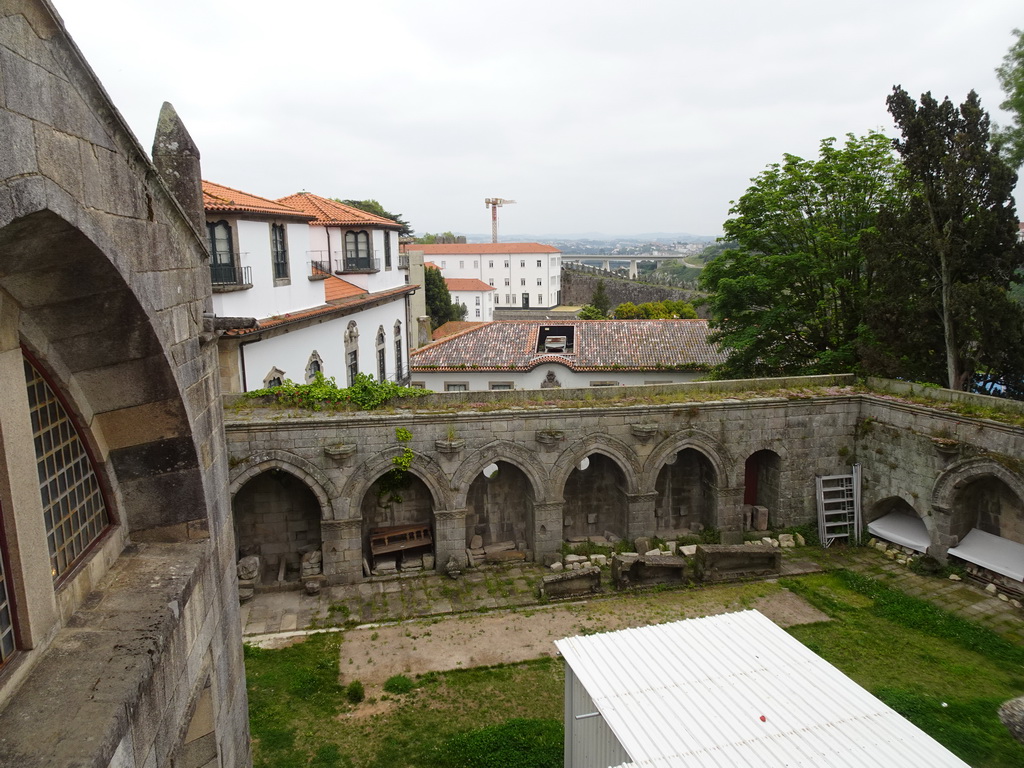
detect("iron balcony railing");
top-left (209, 261), bottom-right (252, 287)
top-left (340, 251), bottom-right (378, 273)
top-left (398, 253), bottom-right (410, 269)
top-left (309, 259), bottom-right (330, 279)
top-left (272, 259), bottom-right (290, 280)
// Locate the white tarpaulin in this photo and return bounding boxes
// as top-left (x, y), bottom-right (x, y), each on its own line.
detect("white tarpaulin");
top-left (947, 528), bottom-right (1024, 582)
top-left (867, 511), bottom-right (930, 553)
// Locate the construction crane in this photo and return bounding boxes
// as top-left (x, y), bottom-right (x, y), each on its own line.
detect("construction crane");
top-left (484, 198), bottom-right (516, 243)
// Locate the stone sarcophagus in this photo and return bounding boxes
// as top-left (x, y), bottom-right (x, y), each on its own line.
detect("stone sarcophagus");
top-left (695, 544), bottom-right (781, 583)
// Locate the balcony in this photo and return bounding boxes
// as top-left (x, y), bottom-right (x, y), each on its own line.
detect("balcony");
top-left (338, 251), bottom-right (378, 274)
top-left (398, 253), bottom-right (410, 269)
top-left (309, 259), bottom-right (330, 281)
top-left (210, 261), bottom-right (252, 292)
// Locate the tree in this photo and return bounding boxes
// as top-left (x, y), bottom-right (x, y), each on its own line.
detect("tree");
top-left (865, 87), bottom-right (1024, 391)
top-left (577, 304), bottom-right (607, 320)
top-left (337, 199), bottom-right (413, 237)
top-left (414, 231), bottom-right (459, 244)
top-left (994, 28), bottom-right (1024, 168)
top-left (613, 300), bottom-right (697, 319)
top-left (590, 280), bottom-right (611, 316)
top-left (424, 267), bottom-right (467, 329)
top-left (699, 132), bottom-right (902, 377)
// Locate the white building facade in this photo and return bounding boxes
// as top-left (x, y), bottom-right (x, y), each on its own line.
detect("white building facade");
top-left (414, 243), bottom-right (562, 310)
top-left (447, 278), bottom-right (496, 321)
top-left (204, 183), bottom-right (415, 392)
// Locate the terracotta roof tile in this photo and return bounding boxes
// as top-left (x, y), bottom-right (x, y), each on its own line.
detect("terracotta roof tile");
top-left (432, 321), bottom-right (486, 340)
top-left (410, 320), bottom-right (726, 372)
top-left (411, 243), bottom-right (560, 254)
top-left (224, 285), bottom-right (415, 336)
top-left (277, 192), bottom-right (401, 229)
top-left (325, 276), bottom-right (367, 303)
top-left (446, 278), bottom-right (495, 292)
top-left (203, 180), bottom-right (312, 219)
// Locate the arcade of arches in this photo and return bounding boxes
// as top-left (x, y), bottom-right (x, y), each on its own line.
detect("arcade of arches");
top-left (226, 389), bottom-right (1024, 587)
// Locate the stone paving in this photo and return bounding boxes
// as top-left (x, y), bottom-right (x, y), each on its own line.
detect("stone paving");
top-left (240, 547), bottom-right (1024, 646)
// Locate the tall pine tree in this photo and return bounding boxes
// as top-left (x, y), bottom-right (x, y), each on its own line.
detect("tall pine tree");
top-left (864, 88), bottom-right (1024, 392)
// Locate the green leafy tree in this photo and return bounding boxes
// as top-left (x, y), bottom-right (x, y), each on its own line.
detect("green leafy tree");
top-left (337, 199), bottom-right (413, 237)
top-left (424, 266), bottom-right (467, 329)
top-left (864, 87), bottom-right (1024, 392)
top-left (590, 280), bottom-right (611, 316)
top-left (699, 132), bottom-right (902, 377)
top-left (577, 304), bottom-right (607, 319)
top-left (613, 300), bottom-right (697, 319)
top-left (994, 28), bottom-right (1024, 168)
top-left (414, 231), bottom-right (459, 244)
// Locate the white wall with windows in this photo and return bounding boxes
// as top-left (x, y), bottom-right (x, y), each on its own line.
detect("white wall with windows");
top-left (239, 299), bottom-right (410, 391)
top-left (409, 364), bottom-right (704, 392)
top-left (423, 247), bottom-right (562, 309)
top-left (208, 218), bottom-right (317, 318)
top-left (450, 287), bottom-right (495, 321)
top-left (307, 227), bottom-right (403, 294)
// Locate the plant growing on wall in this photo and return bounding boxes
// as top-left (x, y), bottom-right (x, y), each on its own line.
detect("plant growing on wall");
top-left (378, 427), bottom-right (414, 505)
top-left (244, 372), bottom-right (430, 411)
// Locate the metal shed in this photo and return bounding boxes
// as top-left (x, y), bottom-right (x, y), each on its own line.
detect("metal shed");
top-left (555, 610), bottom-right (969, 768)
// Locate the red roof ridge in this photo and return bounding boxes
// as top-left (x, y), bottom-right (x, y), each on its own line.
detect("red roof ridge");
top-left (277, 192), bottom-right (400, 229)
top-left (203, 180), bottom-right (312, 218)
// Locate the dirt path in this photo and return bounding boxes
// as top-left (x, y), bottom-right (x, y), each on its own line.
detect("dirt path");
top-left (336, 584), bottom-right (827, 689)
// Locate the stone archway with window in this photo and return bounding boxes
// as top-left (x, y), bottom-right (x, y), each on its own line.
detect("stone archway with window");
top-left (305, 352), bottom-right (323, 383)
top-left (344, 321), bottom-right (359, 385)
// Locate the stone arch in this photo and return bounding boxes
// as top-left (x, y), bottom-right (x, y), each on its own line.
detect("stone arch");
top-left (1, 207), bottom-right (204, 536)
top-left (932, 457), bottom-right (1024, 514)
top-left (228, 450), bottom-right (335, 520)
top-left (341, 447), bottom-right (453, 514)
top-left (550, 433), bottom-right (641, 496)
top-left (867, 495), bottom-right (935, 552)
top-left (932, 457), bottom-right (1024, 544)
top-left (643, 431), bottom-right (729, 495)
top-left (449, 440), bottom-right (549, 509)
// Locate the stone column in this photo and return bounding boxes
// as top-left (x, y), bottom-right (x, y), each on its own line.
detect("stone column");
top-left (929, 504), bottom-right (956, 561)
top-left (434, 508), bottom-right (467, 570)
top-left (716, 485), bottom-right (746, 538)
top-left (532, 501), bottom-right (564, 564)
top-left (321, 518), bottom-right (362, 584)
top-left (625, 492), bottom-right (659, 540)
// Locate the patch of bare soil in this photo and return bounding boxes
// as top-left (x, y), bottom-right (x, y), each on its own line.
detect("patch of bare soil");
top-left (337, 586), bottom-right (828, 693)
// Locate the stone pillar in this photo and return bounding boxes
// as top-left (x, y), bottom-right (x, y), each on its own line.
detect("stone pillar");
top-left (716, 485), bottom-right (746, 534)
top-left (929, 504), bottom-right (956, 561)
top-left (321, 518), bottom-right (362, 584)
top-left (434, 508), bottom-right (467, 569)
top-left (601, 258), bottom-right (611, 272)
top-left (628, 258), bottom-right (638, 279)
top-left (532, 501), bottom-right (564, 564)
top-left (152, 102), bottom-right (204, 237)
top-left (626, 492), bottom-right (659, 540)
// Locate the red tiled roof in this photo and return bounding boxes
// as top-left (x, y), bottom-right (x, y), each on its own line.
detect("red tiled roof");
top-left (325, 276), bottom-right (367, 303)
top-left (432, 321), bottom-right (486, 340)
top-left (411, 243), bottom-right (560, 254)
top-left (424, 261), bottom-right (442, 270)
top-left (410, 320), bottom-right (726, 372)
top-left (277, 192), bottom-right (401, 229)
top-left (446, 278), bottom-right (495, 292)
top-left (203, 180), bottom-right (313, 219)
top-left (224, 285), bottom-right (416, 337)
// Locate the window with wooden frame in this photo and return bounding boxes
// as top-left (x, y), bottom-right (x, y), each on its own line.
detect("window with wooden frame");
top-left (270, 223), bottom-right (289, 282)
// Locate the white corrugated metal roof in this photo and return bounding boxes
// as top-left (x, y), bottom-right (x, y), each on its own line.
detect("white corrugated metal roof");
top-left (556, 610), bottom-right (969, 768)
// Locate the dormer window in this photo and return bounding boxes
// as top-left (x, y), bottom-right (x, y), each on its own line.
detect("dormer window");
top-left (305, 352), bottom-right (324, 383)
top-left (537, 325), bottom-right (575, 354)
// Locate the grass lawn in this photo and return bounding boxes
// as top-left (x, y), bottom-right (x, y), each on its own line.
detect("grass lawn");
top-left (244, 570), bottom-right (1024, 767)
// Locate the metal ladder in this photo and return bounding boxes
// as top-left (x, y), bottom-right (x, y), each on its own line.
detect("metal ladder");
top-left (816, 464), bottom-right (862, 547)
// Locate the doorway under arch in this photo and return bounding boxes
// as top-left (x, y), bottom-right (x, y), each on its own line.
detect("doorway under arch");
top-left (654, 449), bottom-right (718, 534)
top-left (743, 449), bottom-right (782, 523)
top-left (466, 461), bottom-right (535, 551)
top-left (562, 454), bottom-right (627, 541)
top-left (233, 469), bottom-right (322, 584)
top-left (951, 476), bottom-right (1024, 544)
top-left (360, 473), bottom-right (436, 574)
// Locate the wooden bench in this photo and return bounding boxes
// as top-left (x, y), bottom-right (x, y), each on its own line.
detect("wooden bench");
top-left (369, 524), bottom-right (432, 557)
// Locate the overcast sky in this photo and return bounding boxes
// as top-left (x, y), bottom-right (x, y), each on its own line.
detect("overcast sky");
top-left (57, 1), bottom-right (1021, 239)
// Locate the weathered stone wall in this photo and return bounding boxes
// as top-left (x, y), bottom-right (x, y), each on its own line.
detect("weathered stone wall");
top-left (561, 270), bottom-right (704, 314)
top-left (0, 3), bottom-right (250, 765)
top-left (225, 388), bottom-right (864, 583)
top-left (226, 381), bottom-right (1024, 585)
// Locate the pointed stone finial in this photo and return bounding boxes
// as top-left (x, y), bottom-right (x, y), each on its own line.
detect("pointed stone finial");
top-left (152, 102), bottom-right (204, 235)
